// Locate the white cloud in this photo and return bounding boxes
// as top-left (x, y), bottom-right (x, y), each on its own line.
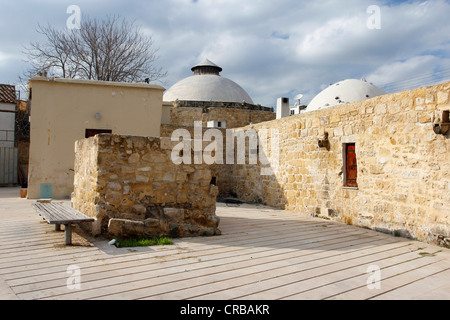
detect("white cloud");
top-left (0, 0), bottom-right (449, 106)
top-left (0, 52), bottom-right (12, 65)
top-left (366, 55), bottom-right (450, 91)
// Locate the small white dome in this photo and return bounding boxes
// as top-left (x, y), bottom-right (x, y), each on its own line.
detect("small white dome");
top-left (163, 60), bottom-right (254, 104)
top-left (306, 79), bottom-right (386, 112)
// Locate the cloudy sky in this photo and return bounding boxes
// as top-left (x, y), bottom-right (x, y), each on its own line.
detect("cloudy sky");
top-left (1, 0), bottom-right (449, 107)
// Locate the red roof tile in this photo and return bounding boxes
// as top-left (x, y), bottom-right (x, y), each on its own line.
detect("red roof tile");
top-left (0, 84), bottom-right (16, 104)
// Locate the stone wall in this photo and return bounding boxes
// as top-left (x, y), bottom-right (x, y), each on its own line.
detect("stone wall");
top-left (229, 82), bottom-right (450, 246)
top-left (73, 134), bottom-right (220, 238)
top-left (161, 100), bottom-right (275, 199)
top-left (172, 100), bottom-right (274, 112)
top-left (169, 107), bottom-right (276, 129)
top-left (160, 124), bottom-right (235, 197)
top-left (166, 100), bottom-right (275, 129)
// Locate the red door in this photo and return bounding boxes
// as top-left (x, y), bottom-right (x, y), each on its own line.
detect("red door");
top-left (346, 144), bottom-right (357, 187)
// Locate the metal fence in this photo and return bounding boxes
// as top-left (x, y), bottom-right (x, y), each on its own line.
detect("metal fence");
top-left (0, 147), bottom-right (18, 186)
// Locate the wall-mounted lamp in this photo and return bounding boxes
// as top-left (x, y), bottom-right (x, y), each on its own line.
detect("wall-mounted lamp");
top-left (95, 112), bottom-right (101, 120)
top-left (318, 132), bottom-right (329, 149)
top-left (433, 110), bottom-right (449, 135)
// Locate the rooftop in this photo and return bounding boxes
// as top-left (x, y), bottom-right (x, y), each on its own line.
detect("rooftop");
top-left (306, 79), bottom-right (386, 112)
top-left (29, 76), bottom-right (165, 91)
top-left (163, 59), bottom-right (254, 104)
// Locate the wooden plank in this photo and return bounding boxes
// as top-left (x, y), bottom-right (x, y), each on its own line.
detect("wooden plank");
top-left (6, 228), bottom-right (358, 285)
top-left (12, 148), bottom-right (18, 185)
top-left (0, 148), bottom-right (4, 185)
top-left (32, 235), bottom-right (402, 300)
top-left (282, 255), bottom-right (446, 300)
top-left (100, 242), bottom-right (414, 300)
top-left (330, 259), bottom-right (450, 300)
top-left (147, 238), bottom-right (400, 300)
top-left (11, 235), bottom-right (380, 293)
top-left (3, 223), bottom-right (365, 278)
top-left (155, 242), bottom-right (419, 301)
top-left (0, 148), bottom-right (18, 185)
top-left (227, 247), bottom-right (434, 300)
top-left (51, 203), bottom-right (93, 222)
top-left (31, 202), bottom-right (94, 246)
top-left (368, 267), bottom-right (450, 300)
top-left (32, 203), bottom-right (94, 224)
top-left (9, 226), bottom-right (373, 296)
top-left (2, 196), bottom-right (450, 300)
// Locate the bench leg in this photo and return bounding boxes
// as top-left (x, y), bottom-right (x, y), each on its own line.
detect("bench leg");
top-left (64, 224), bottom-right (72, 245)
top-left (55, 224), bottom-right (61, 231)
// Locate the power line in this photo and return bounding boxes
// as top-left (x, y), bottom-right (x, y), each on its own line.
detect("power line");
top-left (297, 67), bottom-right (450, 107)
top-left (379, 67), bottom-right (450, 87)
top-left (378, 66), bottom-right (450, 93)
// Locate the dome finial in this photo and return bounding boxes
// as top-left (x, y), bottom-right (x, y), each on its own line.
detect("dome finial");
top-left (191, 59), bottom-right (223, 75)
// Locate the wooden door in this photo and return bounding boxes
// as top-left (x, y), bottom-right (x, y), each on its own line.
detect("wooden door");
top-left (346, 143), bottom-right (357, 187)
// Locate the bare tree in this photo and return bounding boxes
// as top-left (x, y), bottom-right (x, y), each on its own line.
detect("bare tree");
top-left (23, 15), bottom-right (167, 83)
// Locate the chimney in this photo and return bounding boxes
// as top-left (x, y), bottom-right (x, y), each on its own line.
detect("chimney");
top-left (276, 97), bottom-right (290, 119)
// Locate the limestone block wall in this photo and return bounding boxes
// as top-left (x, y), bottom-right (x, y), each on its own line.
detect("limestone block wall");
top-left (169, 107), bottom-right (276, 129)
top-left (167, 100), bottom-right (275, 129)
top-left (73, 134), bottom-right (220, 238)
top-left (160, 124), bottom-right (235, 197)
top-left (229, 82), bottom-right (450, 246)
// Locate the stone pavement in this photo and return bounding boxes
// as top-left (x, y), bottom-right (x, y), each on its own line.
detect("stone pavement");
top-left (0, 187), bottom-right (449, 300)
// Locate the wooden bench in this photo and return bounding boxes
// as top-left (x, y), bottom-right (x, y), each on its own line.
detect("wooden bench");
top-left (33, 201), bottom-right (94, 245)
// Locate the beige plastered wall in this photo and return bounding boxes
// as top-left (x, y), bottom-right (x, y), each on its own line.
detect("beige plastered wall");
top-left (27, 76), bottom-right (164, 199)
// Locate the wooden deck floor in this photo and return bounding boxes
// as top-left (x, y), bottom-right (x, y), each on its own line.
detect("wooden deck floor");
top-left (1, 188), bottom-right (449, 300)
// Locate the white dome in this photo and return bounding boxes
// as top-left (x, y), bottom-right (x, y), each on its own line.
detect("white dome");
top-left (163, 59), bottom-right (254, 104)
top-left (306, 79), bottom-right (386, 112)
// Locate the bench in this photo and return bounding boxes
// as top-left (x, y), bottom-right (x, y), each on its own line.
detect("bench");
top-left (33, 201), bottom-right (94, 245)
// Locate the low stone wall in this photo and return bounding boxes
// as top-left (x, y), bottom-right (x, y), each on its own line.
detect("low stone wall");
top-left (229, 82), bottom-right (450, 247)
top-left (168, 102), bottom-right (275, 129)
top-left (73, 134), bottom-right (220, 238)
top-left (160, 124), bottom-right (236, 197)
top-left (172, 100), bottom-right (274, 112)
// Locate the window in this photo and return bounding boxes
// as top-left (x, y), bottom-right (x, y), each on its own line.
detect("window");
top-left (443, 110), bottom-right (449, 123)
top-left (85, 129), bottom-right (112, 138)
top-left (206, 121), bottom-right (226, 128)
top-left (344, 143), bottom-right (357, 187)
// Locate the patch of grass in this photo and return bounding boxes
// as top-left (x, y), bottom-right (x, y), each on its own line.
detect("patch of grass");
top-left (114, 236), bottom-right (173, 248)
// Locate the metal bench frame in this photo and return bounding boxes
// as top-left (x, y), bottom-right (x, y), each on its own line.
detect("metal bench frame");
top-left (33, 202), bottom-right (94, 245)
